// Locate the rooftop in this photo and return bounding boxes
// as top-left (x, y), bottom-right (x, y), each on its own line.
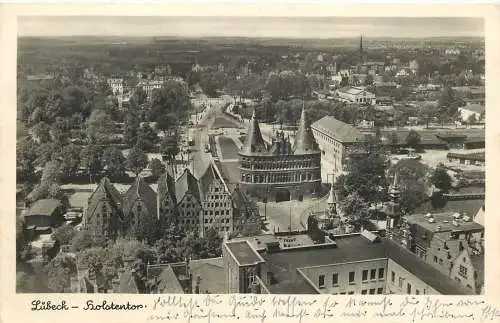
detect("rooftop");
top-left (312, 116), bottom-right (366, 143)
top-left (405, 211), bottom-right (484, 234)
top-left (383, 239), bottom-right (471, 295)
top-left (225, 240), bottom-right (265, 266)
top-left (261, 234), bottom-right (387, 294)
top-left (447, 151), bottom-right (485, 161)
top-left (459, 104), bottom-right (485, 114)
top-left (27, 199), bottom-right (61, 217)
top-left (189, 258), bottom-right (225, 294)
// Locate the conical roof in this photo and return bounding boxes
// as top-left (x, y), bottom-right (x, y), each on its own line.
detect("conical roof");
top-left (293, 108), bottom-right (318, 154)
top-left (389, 172), bottom-right (401, 196)
top-left (240, 110), bottom-right (267, 155)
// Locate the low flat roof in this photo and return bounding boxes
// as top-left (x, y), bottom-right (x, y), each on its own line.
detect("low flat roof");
top-left (225, 241), bottom-right (265, 266)
top-left (405, 212), bottom-right (484, 233)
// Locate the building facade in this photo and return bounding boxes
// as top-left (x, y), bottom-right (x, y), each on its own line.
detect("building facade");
top-left (199, 163), bottom-right (234, 237)
top-left (336, 86), bottom-right (376, 105)
top-left (311, 116), bottom-right (366, 181)
top-left (84, 177), bottom-right (124, 242)
top-left (238, 109), bottom-right (322, 202)
top-left (174, 168), bottom-right (203, 236)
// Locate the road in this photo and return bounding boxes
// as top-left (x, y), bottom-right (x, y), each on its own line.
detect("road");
top-left (188, 96), bottom-right (234, 178)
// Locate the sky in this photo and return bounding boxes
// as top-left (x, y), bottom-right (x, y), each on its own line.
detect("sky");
top-left (18, 16), bottom-right (484, 39)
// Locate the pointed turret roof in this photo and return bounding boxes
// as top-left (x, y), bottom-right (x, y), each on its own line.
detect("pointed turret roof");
top-left (240, 110), bottom-right (267, 155)
top-left (293, 108), bottom-right (318, 154)
top-left (123, 176), bottom-right (158, 217)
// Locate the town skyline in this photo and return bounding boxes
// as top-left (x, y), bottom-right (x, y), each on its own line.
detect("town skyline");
top-left (19, 16), bottom-right (484, 38)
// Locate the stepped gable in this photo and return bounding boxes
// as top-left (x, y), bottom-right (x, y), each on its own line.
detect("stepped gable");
top-left (122, 176), bottom-right (158, 217)
top-left (86, 177), bottom-right (123, 219)
top-left (293, 108), bottom-right (319, 154)
top-left (198, 162), bottom-right (228, 200)
top-left (175, 168), bottom-right (200, 203)
top-left (157, 171), bottom-right (177, 204)
top-left (240, 110), bottom-right (267, 155)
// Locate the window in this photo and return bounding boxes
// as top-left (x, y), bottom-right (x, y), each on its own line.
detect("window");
top-left (349, 271), bottom-right (355, 284)
top-left (348, 291), bottom-right (354, 295)
top-left (433, 256), bottom-right (438, 263)
top-left (459, 265), bottom-right (468, 278)
top-left (416, 289), bottom-right (420, 295)
top-left (378, 268), bottom-right (385, 279)
top-left (391, 271), bottom-right (395, 283)
top-left (407, 283), bottom-right (412, 294)
top-left (370, 269), bottom-right (376, 280)
top-left (377, 288), bottom-right (384, 294)
top-left (318, 275), bottom-right (325, 288)
top-left (362, 270), bottom-right (368, 281)
top-left (439, 258), bottom-right (443, 265)
top-left (369, 289), bottom-right (375, 294)
top-left (398, 277), bottom-right (404, 288)
top-left (332, 273), bottom-right (339, 286)
top-left (361, 290), bottom-right (367, 295)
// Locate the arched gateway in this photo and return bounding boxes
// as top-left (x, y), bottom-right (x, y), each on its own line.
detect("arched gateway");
top-left (238, 108), bottom-right (322, 202)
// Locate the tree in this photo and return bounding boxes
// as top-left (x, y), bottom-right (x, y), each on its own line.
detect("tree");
top-left (389, 159), bottom-right (432, 212)
top-left (102, 147), bottom-right (126, 178)
top-left (431, 166), bottom-right (452, 192)
top-left (389, 131), bottom-right (399, 153)
top-left (131, 87), bottom-right (147, 106)
top-left (126, 146), bottom-right (149, 175)
top-left (136, 123), bottom-right (158, 152)
top-left (148, 81), bottom-right (193, 129)
top-left (340, 192), bottom-right (370, 228)
top-left (335, 147), bottom-right (388, 204)
top-left (52, 224), bottom-right (76, 246)
top-left (160, 135), bottom-right (179, 161)
top-left (80, 144), bottom-right (104, 180)
top-left (149, 158), bottom-right (165, 179)
top-left (50, 117), bottom-right (71, 144)
top-left (364, 74), bottom-right (374, 86)
top-left (41, 160), bottom-right (62, 185)
top-left (27, 183), bottom-right (50, 203)
top-left (57, 144), bottom-right (82, 178)
top-left (17, 139), bottom-right (37, 179)
top-left (86, 109), bottom-right (114, 144)
top-left (123, 106), bottom-right (140, 146)
top-left (70, 230), bottom-right (106, 252)
top-left (34, 142), bottom-right (59, 168)
top-left (467, 113), bottom-right (477, 125)
top-left (46, 254), bottom-right (77, 292)
top-left (31, 121), bottom-right (51, 143)
top-left (405, 130), bottom-right (421, 151)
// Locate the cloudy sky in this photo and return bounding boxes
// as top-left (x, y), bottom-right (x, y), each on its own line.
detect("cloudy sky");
top-left (18, 16), bottom-right (484, 38)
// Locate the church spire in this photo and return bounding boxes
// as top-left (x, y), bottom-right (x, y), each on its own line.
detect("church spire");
top-left (293, 107), bottom-right (318, 154)
top-left (240, 109), bottom-right (267, 155)
top-left (359, 34), bottom-right (364, 64)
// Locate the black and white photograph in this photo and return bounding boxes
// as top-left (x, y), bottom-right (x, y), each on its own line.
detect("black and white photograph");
top-left (14, 13), bottom-right (487, 297)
